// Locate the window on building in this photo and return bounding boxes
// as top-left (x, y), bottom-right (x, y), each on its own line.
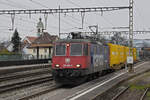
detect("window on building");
top-left (44, 48), bottom-right (47, 53)
top-left (45, 55), bottom-right (47, 58)
top-left (41, 55), bottom-right (43, 59)
top-left (33, 49), bottom-right (36, 53)
top-left (38, 29), bottom-right (40, 33)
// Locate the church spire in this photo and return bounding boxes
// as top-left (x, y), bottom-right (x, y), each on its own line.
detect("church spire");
top-left (36, 18), bottom-right (44, 37)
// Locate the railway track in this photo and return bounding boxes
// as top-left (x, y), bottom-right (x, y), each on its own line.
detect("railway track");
top-left (140, 88), bottom-right (149, 100)
top-left (0, 64), bottom-right (56, 100)
top-left (0, 75), bottom-right (52, 93)
top-left (0, 62), bottom-right (145, 100)
top-left (19, 84), bottom-right (60, 100)
top-left (0, 63), bottom-right (50, 75)
top-left (112, 86), bottom-right (150, 100)
top-left (0, 68), bottom-right (51, 82)
top-left (0, 64), bottom-right (52, 93)
top-left (0, 77), bottom-right (59, 100)
top-left (111, 86), bottom-right (130, 100)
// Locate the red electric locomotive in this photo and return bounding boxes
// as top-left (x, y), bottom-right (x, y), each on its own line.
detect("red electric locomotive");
top-left (52, 33), bottom-right (110, 84)
top-left (52, 40), bottom-right (90, 84)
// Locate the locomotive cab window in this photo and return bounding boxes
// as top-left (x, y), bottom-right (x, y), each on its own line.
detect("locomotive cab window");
top-left (70, 43), bottom-right (82, 56)
top-left (55, 44), bottom-right (66, 56)
top-left (83, 44), bottom-right (88, 56)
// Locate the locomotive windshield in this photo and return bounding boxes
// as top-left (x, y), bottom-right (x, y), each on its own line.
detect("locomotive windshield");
top-left (55, 44), bottom-right (66, 56)
top-left (70, 43), bottom-right (82, 56)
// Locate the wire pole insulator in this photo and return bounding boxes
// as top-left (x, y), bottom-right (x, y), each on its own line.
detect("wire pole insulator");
top-left (81, 12), bottom-right (85, 29)
top-left (44, 13), bottom-right (48, 30)
top-left (11, 14), bottom-right (15, 31)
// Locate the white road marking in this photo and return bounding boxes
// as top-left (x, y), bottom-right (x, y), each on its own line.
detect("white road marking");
top-left (67, 61), bottom-right (148, 100)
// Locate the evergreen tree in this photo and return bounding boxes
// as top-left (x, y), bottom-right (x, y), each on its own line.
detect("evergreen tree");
top-left (11, 29), bottom-right (21, 53)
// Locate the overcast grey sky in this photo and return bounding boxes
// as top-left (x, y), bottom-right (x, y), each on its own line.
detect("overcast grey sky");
top-left (0, 0), bottom-right (149, 41)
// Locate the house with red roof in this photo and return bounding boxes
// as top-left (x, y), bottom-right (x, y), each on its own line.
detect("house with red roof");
top-left (22, 36), bottom-right (37, 55)
top-left (27, 32), bottom-right (58, 59)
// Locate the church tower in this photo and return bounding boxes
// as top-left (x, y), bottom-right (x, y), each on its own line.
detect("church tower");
top-left (36, 18), bottom-right (44, 37)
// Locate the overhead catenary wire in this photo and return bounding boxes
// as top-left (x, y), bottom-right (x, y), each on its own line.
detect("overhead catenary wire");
top-left (65, 0), bottom-right (116, 27)
top-left (121, 0), bottom-right (146, 31)
top-left (0, 0), bottom-right (41, 32)
top-left (27, 0), bottom-right (96, 32)
top-left (0, 0), bottom-right (139, 41)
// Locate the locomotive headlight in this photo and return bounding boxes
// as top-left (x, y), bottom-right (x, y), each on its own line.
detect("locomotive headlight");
top-left (55, 64), bottom-right (60, 68)
top-left (76, 64), bottom-right (81, 68)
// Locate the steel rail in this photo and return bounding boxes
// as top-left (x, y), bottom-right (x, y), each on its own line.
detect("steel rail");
top-left (0, 76), bottom-right (53, 93)
top-left (0, 69), bottom-right (51, 82)
top-left (111, 86), bottom-right (130, 100)
top-left (140, 88), bottom-right (149, 100)
top-left (19, 84), bottom-right (61, 100)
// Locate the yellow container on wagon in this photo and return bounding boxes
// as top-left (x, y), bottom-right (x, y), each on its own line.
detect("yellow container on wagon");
top-left (108, 43), bottom-right (119, 69)
top-left (125, 47), bottom-right (136, 62)
top-left (125, 47), bottom-right (129, 62)
top-left (116, 45), bottom-right (120, 65)
top-left (119, 45), bottom-right (125, 64)
top-left (122, 46), bottom-right (126, 63)
top-left (133, 48), bottom-right (137, 61)
top-left (118, 45), bottom-right (121, 64)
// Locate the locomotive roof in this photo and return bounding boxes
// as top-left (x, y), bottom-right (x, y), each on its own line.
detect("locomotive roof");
top-left (55, 39), bottom-right (102, 44)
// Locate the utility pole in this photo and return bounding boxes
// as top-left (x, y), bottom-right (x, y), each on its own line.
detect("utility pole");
top-left (127, 0), bottom-right (134, 72)
top-left (59, 6), bottom-right (61, 38)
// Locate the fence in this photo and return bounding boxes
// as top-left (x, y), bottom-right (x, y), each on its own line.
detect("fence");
top-left (0, 59), bottom-right (51, 67)
top-left (0, 54), bottom-right (22, 61)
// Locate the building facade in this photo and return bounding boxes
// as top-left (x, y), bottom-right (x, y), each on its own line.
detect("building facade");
top-left (28, 32), bottom-right (58, 59)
